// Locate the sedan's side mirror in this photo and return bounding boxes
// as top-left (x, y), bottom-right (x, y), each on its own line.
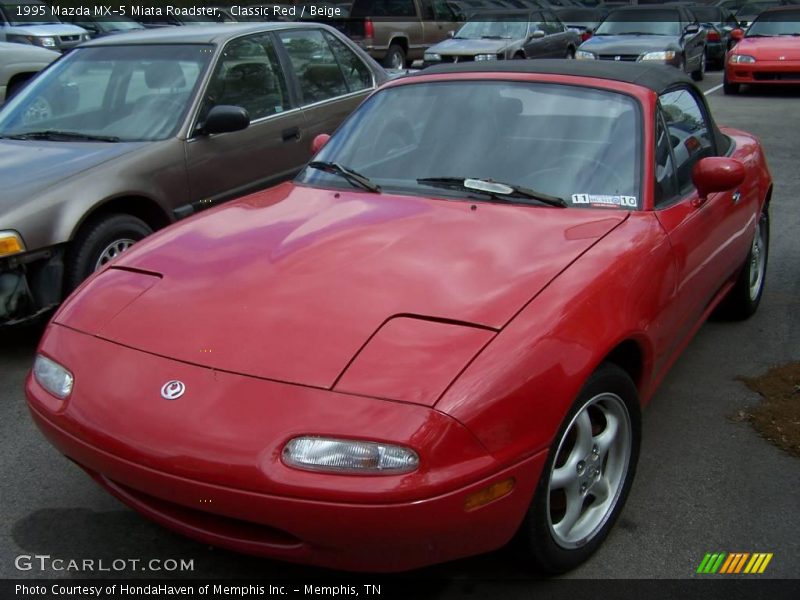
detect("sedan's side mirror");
top-left (203, 105), bottom-right (249, 135)
top-left (311, 133), bottom-right (330, 154)
top-left (731, 27), bottom-right (745, 40)
top-left (692, 157), bottom-right (745, 200)
top-left (684, 23), bottom-right (700, 35)
top-left (531, 30), bottom-right (546, 39)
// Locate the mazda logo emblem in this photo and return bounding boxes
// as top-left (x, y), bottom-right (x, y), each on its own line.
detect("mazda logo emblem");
top-left (161, 380), bottom-right (186, 400)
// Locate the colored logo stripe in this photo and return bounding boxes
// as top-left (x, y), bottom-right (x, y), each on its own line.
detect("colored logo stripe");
top-left (698, 552), bottom-right (773, 574)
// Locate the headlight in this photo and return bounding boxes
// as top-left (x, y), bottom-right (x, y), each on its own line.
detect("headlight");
top-left (729, 54), bottom-right (756, 64)
top-left (283, 436), bottom-right (419, 475)
top-left (474, 54), bottom-right (498, 61)
top-left (0, 231), bottom-right (25, 258)
top-left (33, 36), bottom-right (57, 48)
top-left (33, 355), bottom-right (74, 399)
top-left (424, 52), bottom-right (441, 62)
top-left (639, 51), bottom-right (676, 61)
top-left (575, 50), bottom-right (596, 60)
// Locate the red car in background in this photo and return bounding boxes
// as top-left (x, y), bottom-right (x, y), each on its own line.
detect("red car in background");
top-left (26, 62), bottom-right (772, 573)
top-left (725, 6), bottom-right (800, 93)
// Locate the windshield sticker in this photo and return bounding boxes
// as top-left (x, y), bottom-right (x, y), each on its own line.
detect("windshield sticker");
top-left (571, 194), bottom-right (637, 208)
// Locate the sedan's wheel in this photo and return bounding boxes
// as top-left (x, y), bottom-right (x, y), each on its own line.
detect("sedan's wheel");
top-left (716, 206), bottom-right (769, 320)
top-left (383, 44), bottom-right (406, 69)
top-left (65, 214), bottom-right (153, 292)
top-left (565, 48), bottom-right (575, 59)
top-left (691, 51), bottom-right (706, 81)
top-left (516, 363), bottom-right (641, 574)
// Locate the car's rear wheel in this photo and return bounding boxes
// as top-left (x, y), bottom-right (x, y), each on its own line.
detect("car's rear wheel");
top-left (691, 51), bottom-right (706, 81)
top-left (65, 214), bottom-right (152, 292)
top-left (716, 206), bottom-right (769, 320)
top-left (383, 44), bottom-right (406, 69)
top-left (515, 364), bottom-right (641, 574)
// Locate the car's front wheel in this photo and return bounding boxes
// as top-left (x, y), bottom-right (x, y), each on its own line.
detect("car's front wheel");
top-left (691, 50), bottom-right (706, 81)
top-left (65, 214), bottom-right (152, 292)
top-left (516, 363), bottom-right (641, 574)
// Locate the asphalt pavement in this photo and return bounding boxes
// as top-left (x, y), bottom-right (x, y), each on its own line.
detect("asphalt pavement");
top-left (1, 71), bottom-right (798, 591)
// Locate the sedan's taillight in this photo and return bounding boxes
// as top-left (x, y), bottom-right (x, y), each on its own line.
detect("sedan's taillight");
top-left (581, 30), bottom-right (592, 42)
top-left (708, 30), bottom-right (721, 42)
top-left (365, 18), bottom-right (374, 40)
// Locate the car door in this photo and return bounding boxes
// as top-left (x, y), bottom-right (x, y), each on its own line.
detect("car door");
top-left (523, 12), bottom-right (549, 57)
top-left (184, 32), bottom-right (308, 211)
top-left (653, 87), bottom-right (755, 363)
top-left (680, 8), bottom-right (704, 69)
top-left (276, 28), bottom-right (375, 147)
top-left (543, 10), bottom-right (571, 57)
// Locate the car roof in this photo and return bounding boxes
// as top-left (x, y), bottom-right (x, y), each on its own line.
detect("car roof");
top-left (81, 22), bottom-right (325, 47)
top-left (418, 60), bottom-right (695, 95)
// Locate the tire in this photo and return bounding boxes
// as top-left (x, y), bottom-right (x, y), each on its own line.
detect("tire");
top-left (565, 47), bottom-right (575, 59)
top-left (513, 52), bottom-right (526, 60)
top-left (716, 206), bottom-right (769, 320)
top-left (723, 71), bottom-right (740, 95)
top-left (65, 214), bottom-right (152, 291)
top-left (515, 363), bottom-right (641, 574)
top-left (382, 44), bottom-right (406, 69)
top-left (691, 50), bottom-right (706, 81)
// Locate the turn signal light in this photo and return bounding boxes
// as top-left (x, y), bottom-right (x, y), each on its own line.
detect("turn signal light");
top-left (464, 478), bottom-right (515, 511)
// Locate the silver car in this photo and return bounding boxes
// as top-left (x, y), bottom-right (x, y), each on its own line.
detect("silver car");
top-left (424, 9), bottom-right (580, 65)
top-left (0, 23), bottom-right (387, 325)
top-left (0, 41), bottom-right (58, 103)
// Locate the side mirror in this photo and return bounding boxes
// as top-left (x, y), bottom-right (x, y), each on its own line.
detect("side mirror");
top-left (531, 30), bottom-right (546, 39)
top-left (203, 105), bottom-right (249, 135)
top-left (684, 23), bottom-right (700, 35)
top-left (448, 30), bottom-right (455, 38)
top-left (730, 27), bottom-right (745, 40)
top-left (311, 133), bottom-right (330, 154)
top-left (692, 157), bottom-right (745, 200)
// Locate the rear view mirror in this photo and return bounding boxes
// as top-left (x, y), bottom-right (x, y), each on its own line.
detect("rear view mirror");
top-left (311, 133), bottom-right (330, 154)
top-left (204, 105), bottom-right (249, 135)
top-left (692, 157), bottom-right (745, 200)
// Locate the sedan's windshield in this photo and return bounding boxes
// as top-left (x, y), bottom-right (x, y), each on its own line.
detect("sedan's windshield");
top-left (595, 10), bottom-right (682, 36)
top-left (0, 45), bottom-right (213, 142)
top-left (297, 81), bottom-right (641, 209)
top-left (456, 17), bottom-right (529, 39)
top-left (747, 10), bottom-right (800, 35)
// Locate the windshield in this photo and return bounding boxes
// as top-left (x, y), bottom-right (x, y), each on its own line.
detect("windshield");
top-left (737, 2), bottom-right (779, 18)
top-left (0, 45), bottom-right (213, 142)
top-left (297, 81), bottom-right (641, 209)
top-left (747, 10), bottom-right (800, 35)
top-left (456, 17), bottom-right (529, 39)
top-left (595, 10), bottom-right (682, 36)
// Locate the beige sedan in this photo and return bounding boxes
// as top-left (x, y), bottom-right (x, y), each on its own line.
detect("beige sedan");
top-left (0, 41), bottom-right (58, 104)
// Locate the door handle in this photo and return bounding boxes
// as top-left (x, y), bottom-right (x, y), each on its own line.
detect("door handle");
top-left (281, 126), bottom-right (301, 142)
top-left (732, 189), bottom-right (741, 204)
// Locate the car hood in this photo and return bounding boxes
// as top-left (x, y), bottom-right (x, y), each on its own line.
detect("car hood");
top-left (0, 41), bottom-right (60, 60)
top-left (58, 183), bottom-right (628, 388)
top-left (582, 34), bottom-right (681, 54)
top-left (429, 38), bottom-right (515, 55)
top-left (736, 36), bottom-right (800, 60)
top-left (5, 24), bottom-right (87, 36)
top-left (0, 140), bottom-right (144, 214)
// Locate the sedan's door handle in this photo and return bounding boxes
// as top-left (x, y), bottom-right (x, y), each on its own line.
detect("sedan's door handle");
top-left (732, 189), bottom-right (741, 204)
top-left (282, 126), bottom-right (301, 142)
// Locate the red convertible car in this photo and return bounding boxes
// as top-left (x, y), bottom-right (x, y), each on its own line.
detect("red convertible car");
top-left (725, 6), bottom-right (800, 94)
top-left (26, 62), bottom-right (772, 573)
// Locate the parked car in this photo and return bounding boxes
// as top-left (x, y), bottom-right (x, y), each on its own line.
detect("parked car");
top-left (0, 23), bottom-right (387, 326)
top-left (0, 40), bottom-right (58, 103)
top-left (724, 6), bottom-right (800, 93)
top-left (686, 4), bottom-right (741, 66)
top-left (0, 1), bottom-right (89, 52)
top-left (553, 6), bottom-right (609, 41)
top-left (27, 60), bottom-right (771, 574)
top-left (343, 0), bottom-right (464, 68)
top-left (576, 6), bottom-right (708, 80)
top-left (58, 14), bottom-right (146, 39)
top-left (424, 9), bottom-right (580, 64)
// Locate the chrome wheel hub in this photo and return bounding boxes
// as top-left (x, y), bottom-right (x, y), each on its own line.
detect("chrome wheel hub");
top-left (748, 216), bottom-right (767, 301)
top-left (547, 392), bottom-right (632, 549)
top-left (94, 238), bottom-right (136, 271)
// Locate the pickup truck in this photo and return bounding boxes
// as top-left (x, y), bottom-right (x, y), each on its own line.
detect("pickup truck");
top-left (344, 0), bottom-right (464, 68)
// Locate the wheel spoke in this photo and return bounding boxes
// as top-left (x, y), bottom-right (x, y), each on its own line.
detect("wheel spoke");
top-left (574, 410), bottom-right (593, 458)
top-left (551, 463), bottom-right (577, 490)
top-left (590, 476), bottom-right (610, 504)
top-left (554, 484), bottom-right (583, 538)
top-left (594, 410), bottom-right (619, 459)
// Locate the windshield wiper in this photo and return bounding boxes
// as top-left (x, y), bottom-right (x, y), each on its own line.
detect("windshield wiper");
top-left (308, 161), bottom-right (381, 193)
top-left (6, 130), bottom-right (120, 142)
top-left (416, 177), bottom-right (566, 208)
top-left (480, 35), bottom-right (504, 39)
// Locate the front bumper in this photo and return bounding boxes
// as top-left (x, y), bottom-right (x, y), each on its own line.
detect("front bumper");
top-left (26, 325), bottom-right (546, 571)
top-left (726, 60), bottom-right (800, 84)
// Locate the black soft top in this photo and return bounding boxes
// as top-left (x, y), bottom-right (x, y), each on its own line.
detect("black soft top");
top-left (412, 60), bottom-right (731, 154)
top-left (418, 60), bottom-right (695, 95)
